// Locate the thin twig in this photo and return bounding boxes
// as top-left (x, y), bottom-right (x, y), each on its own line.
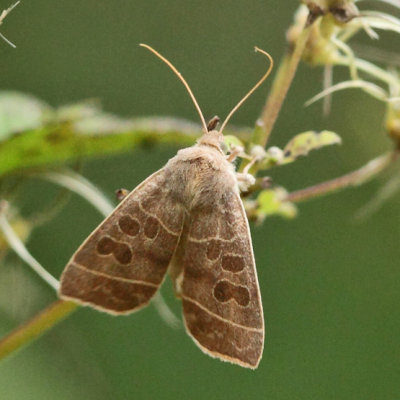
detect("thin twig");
top-left (335, 56), bottom-right (400, 90)
top-left (285, 151), bottom-right (398, 203)
top-left (252, 22), bottom-right (312, 147)
top-left (0, 1), bottom-right (20, 48)
top-left (0, 1), bottom-right (20, 24)
top-left (0, 300), bottom-right (78, 361)
top-left (0, 201), bottom-right (60, 291)
top-left (355, 174), bottom-right (400, 219)
top-left (28, 187), bottom-right (72, 227)
top-left (40, 170), bottom-right (114, 217)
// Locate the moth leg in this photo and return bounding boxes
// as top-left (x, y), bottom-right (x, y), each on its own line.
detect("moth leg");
top-left (115, 188), bottom-right (130, 202)
top-left (226, 144), bottom-right (244, 163)
top-left (236, 172), bottom-right (256, 192)
top-left (235, 149), bottom-right (268, 192)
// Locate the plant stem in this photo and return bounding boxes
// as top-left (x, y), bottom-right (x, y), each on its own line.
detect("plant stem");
top-left (0, 204), bottom-right (60, 291)
top-left (0, 118), bottom-right (250, 178)
top-left (40, 170), bottom-right (114, 217)
top-left (252, 23), bottom-right (312, 147)
top-left (335, 56), bottom-right (400, 90)
top-left (286, 151), bottom-right (398, 203)
top-left (0, 300), bottom-right (78, 361)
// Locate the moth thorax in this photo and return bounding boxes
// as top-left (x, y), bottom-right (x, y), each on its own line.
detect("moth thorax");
top-left (197, 130), bottom-right (224, 152)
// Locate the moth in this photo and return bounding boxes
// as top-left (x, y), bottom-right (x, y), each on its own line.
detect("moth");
top-left (59, 44), bottom-right (273, 369)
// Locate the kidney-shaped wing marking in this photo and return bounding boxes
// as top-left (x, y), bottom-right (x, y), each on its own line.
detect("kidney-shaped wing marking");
top-left (181, 189), bottom-right (264, 369)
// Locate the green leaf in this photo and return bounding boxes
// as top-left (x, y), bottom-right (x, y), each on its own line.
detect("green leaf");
top-left (53, 100), bottom-right (101, 122)
top-left (0, 91), bottom-right (51, 140)
top-left (0, 91), bottom-right (253, 177)
top-left (282, 130), bottom-right (341, 164)
top-left (0, 123), bottom-right (200, 177)
top-left (256, 187), bottom-right (297, 220)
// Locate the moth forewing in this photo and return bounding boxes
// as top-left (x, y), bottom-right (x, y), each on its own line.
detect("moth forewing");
top-left (59, 168), bottom-right (185, 315)
top-left (178, 179), bottom-right (263, 369)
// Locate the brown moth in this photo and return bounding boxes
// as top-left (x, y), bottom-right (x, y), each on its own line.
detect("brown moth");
top-left (59, 44), bottom-right (273, 369)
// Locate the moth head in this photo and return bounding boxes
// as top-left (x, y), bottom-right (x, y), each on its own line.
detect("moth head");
top-left (196, 115), bottom-right (224, 151)
top-left (197, 129), bottom-right (225, 152)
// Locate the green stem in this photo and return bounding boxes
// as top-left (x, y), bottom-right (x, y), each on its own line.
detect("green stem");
top-left (286, 151), bottom-right (398, 203)
top-left (335, 56), bottom-right (400, 90)
top-left (252, 24), bottom-right (312, 147)
top-left (0, 119), bottom-right (250, 179)
top-left (0, 300), bottom-right (78, 361)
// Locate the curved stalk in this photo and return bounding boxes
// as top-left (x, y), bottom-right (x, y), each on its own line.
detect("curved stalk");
top-left (0, 300), bottom-right (78, 360)
top-left (286, 151), bottom-right (398, 203)
top-left (253, 23), bottom-right (312, 147)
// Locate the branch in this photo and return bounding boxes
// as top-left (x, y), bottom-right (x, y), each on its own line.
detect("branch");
top-left (0, 202), bottom-right (59, 291)
top-left (0, 1), bottom-right (20, 48)
top-left (0, 115), bottom-right (251, 178)
top-left (0, 300), bottom-right (78, 361)
top-left (285, 151), bottom-right (399, 203)
top-left (252, 22), bottom-right (312, 147)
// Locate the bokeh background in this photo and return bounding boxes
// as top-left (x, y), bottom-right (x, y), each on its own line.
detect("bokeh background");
top-left (1, 1), bottom-right (400, 399)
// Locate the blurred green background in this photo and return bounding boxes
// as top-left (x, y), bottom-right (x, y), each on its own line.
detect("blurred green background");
top-left (1, 1), bottom-right (400, 399)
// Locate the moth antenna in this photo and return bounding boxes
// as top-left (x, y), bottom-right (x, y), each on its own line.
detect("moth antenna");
top-left (219, 47), bottom-right (274, 134)
top-left (139, 43), bottom-right (208, 133)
